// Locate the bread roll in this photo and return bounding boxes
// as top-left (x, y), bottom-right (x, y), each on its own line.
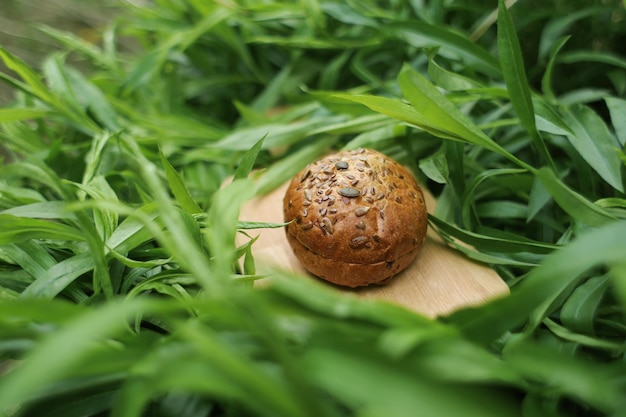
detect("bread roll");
top-left (283, 148), bottom-right (428, 287)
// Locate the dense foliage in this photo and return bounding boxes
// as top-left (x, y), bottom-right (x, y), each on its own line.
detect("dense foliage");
top-left (1, 0), bottom-right (625, 416)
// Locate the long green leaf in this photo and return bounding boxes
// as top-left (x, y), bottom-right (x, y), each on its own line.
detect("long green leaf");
top-left (0, 214), bottom-right (84, 244)
top-left (540, 36), bottom-right (570, 102)
top-left (0, 298), bottom-right (160, 411)
top-left (504, 339), bottom-right (621, 412)
top-left (299, 348), bottom-right (521, 417)
top-left (1, 201), bottom-right (75, 219)
top-left (558, 50), bottom-right (626, 70)
top-left (37, 24), bottom-right (120, 73)
top-left (429, 215), bottom-right (558, 254)
top-left (204, 178), bottom-right (254, 276)
top-left (536, 167), bottom-right (616, 227)
top-left (560, 104), bottom-right (624, 192)
top-left (234, 134), bottom-right (266, 180)
top-left (0, 108), bottom-right (50, 123)
top-left (387, 21), bottom-right (501, 77)
top-left (19, 253), bottom-right (94, 299)
top-left (160, 151), bottom-right (203, 215)
top-left (449, 220), bottom-right (626, 345)
top-left (0, 47), bottom-right (56, 105)
top-left (560, 274), bottom-right (610, 335)
top-left (605, 97), bottom-right (626, 146)
top-left (496, 0), bottom-right (535, 133)
top-left (0, 241), bottom-right (57, 279)
top-left (397, 66), bottom-right (530, 168)
top-left (497, 0), bottom-right (553, 167)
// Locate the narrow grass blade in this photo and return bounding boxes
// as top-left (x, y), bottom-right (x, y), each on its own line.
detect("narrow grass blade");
top-left (610, 261), bottom-right (626, 309)
top-left (418, 143), bottom-right (449, 184)
top-left (427, 56), bottom-right (484, 92)
top-left (105, 203), bottom-right (159, 254)
top-left (527, 176), bottom-right (551, 222)
top-left (540, 36), bottom-right (570, 102)
top-left (388, 21), bottom-right (501, 77)
top-left (397, 66), bottom-right (530, 168)
top-left (605, 96), bottom-right (626, 146)
top-left (160, 151), bottom-right (203, 214)
top-left (82, 131), bottom-right (114, 187)
top-left (0, 184), bottom-right (45, 207)
top-left (204, 178), bottom-right (255, 276)
top-left (122, 8), bottom-right (232, 95)
top-left (0, 108), bottom-right (50, 123)
top-left (0, 48), bottom-right (97, 133)
top-left (560, 274), bottom-right (610, 335)
top-left (560, 104), bottom-right (624, 192)
top-left (448, 220), bottom-right (626, 345)
top-left (460, 168), bottom-right (528, 228)
top-left (0, 47), bottom-right (56, 105)
top-left (444, 240), bottom-right (538, 267)
top-left (497, 0), bottom-right (553, 167)
top-left (42, 54), bottom-right (86, 115)
top-left (37, 24), bottom-right (119, 73)
top-left (0, 122), bottom-right (49, 154)
top-left (61, 65), bottom-right (122, 131)
top-left (19, 253), bottom-right (94, 299)
top-left (0, 214), bottom-right (85, 244)
top-left (331, 94), bottom-right (454, 138)
top-left (237, 221), bottom-right (290, 229)
top-left (234, 134), bottom-right (266, 181)
top-left (0, 298), bottom-right (157, 411)
top-left (120, 48), bottom-right (167, 96)
top-left (1, 201), bottom-right (75, 219)
top-left (504, 340), bottom-right (621, 413)
top-left (532, 96), bottom-right (574, 136)
top-left (429, 215), bottom-right (558, 254)
top-left (299, 349), bottom-right (520, 417)
top-left (71, 177), bottom-right (120, 241)
top-left (214, 118), bottom-right (339, 151)
top-left (558, 50), bottom-right (626, 70)
top-left (122, 137), bottom-right (215, 290)
top-left (537, 7), bottom-right (609, 62)
top-left (536, 167), bottom-right (616, 227)
top-left (1, 241), bottom-right (57, 279)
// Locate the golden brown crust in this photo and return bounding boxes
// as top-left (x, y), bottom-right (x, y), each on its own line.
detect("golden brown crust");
top-left (283, 148), bottom-right (428, 287)
top-left (285, 232), bottom-right (421, 287)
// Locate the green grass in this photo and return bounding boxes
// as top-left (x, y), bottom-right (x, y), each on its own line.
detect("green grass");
top-left (1, 0), bottom-right (626, 416)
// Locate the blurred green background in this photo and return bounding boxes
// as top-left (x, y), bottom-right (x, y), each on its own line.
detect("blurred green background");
top-left (0, 0), bottom-right (123, 103)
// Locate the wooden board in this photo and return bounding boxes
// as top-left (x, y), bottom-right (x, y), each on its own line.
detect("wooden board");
top-left (239, 182), bottom-right (509, 318)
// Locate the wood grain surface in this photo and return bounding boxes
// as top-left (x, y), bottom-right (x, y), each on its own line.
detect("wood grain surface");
top-left (239, 182), bottom-right (509, 318)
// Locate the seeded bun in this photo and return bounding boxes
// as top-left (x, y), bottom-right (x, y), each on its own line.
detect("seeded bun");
top-left (283, 148), bottom-right (428, 287)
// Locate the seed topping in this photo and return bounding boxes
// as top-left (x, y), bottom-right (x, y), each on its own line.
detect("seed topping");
top-left (321, 217), bottom-right (333, 234)
top-left (355, 206), bottom-right (370, 217)
top-left (349, 236), bottom-right (370, 250)
top-left (339, 187), bottom-right (360, 198)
